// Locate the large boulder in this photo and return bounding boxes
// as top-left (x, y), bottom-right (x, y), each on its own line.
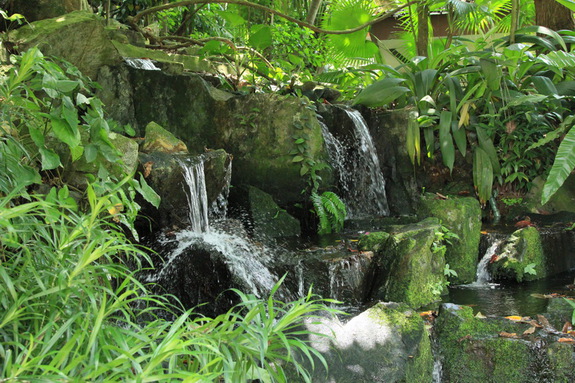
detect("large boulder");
top-left (489, 227), bottom-right (547, 282)
top-left (300, 302), bottom-right (433, 383)
top-left (8, 0), bottom-right (91, 22)
top-left (229, 185), bottom-right (301, 241)
top-left (359, 218), bottom-right (447, 308)
top-left (417, 193), bottom-right (482, 284)
top-left (9, 11), bottom-right (121, 79)
top-left (97, 66), bottom-right (330, 206)
top-left (435, 303), bottom-right (575, 383)
top-left (525, 174), bottom-right (575, 214)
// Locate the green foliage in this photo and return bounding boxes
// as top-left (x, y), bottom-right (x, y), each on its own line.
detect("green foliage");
top-left (0, 48), bottom-right (159, 232)
top-left (432, 225), bottom-right (460, 255)
top-left (0, 186), bottom-right (335, 381)
top-left (311, 191), bottom-right (346, 235)
top-left (523, 263), bottom-right (537, 276)
top-left (541, 125), bottom-right (575, 205)
top-left (564, 298), bottom-right (575, 325)
top-left (444, 263), bottom-right (458, 278)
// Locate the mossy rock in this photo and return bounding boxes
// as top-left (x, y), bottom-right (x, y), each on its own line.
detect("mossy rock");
top-left (230, 185), bottom-right (301, 241)
top-left (417, 193), bottom-right (482, 284)
top-left (141, 121), bottom-right (188, 154)
top-left (10, 11), bottom-right (121, 78)
top-left (302, 302), bottom-right (433, 382)
top-left (8, 0), bottom-right (91, 22)
top-left (489, 227), bottom-right (547, 282)
top-left (362, 217), bottom-right (447, 308)
top-left (435, 303), bottom-right (575, 383)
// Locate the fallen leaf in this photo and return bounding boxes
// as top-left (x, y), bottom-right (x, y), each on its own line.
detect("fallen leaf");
top-left (562, 322), bottom-right (573, 333)
top-left (475, 312), bottom-right (486, 319)
top-left (505, 316), bottom-right (522, 321)
top-left (457, 335), bottom-right (472, 342)
top-left (523, 327), bottom-right (536, 335)
top-left (558, 338), bottom-right (575, 344)
top-left (435, 192), bottom-right (448, 200)
top-left (499, 332), bottom-right (517, 338)
top-left (529, 320), bottom-right (543, 328)
top-left (143, 161), bottom-right (153, 178)
top-left (480, 230), bottom-right (488, 235)
top-left (567, 330), bottom-right (575, 335)
top-left (419, 311), bottom-right (433, 317)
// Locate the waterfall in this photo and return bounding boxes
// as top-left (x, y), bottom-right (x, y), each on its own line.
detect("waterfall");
top-left (179, 157), bottom-right (210, 233)
top-left (124, 58), bottom-right (161, 71)
top-left (209, 158), bottom-right (232, 221)
top-left (462, 237), bottom-right (503, 288)
top-left (320, 109), bottom-right (389, 218)
top-left (146, 155), bottom-right (279, 302)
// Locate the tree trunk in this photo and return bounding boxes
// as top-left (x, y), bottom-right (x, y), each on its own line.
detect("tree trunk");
top-left (534, 0), bottom-right (574, 30)
top-left (416, 2), bottom-right (429, 57)
top-left (305, 0), bottom-right (322, 26)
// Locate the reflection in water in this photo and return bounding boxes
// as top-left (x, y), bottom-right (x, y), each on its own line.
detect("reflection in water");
top-left (447, 271), bottom-right (575, 317)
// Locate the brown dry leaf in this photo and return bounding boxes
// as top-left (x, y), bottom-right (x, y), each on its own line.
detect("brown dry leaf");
top-left (558, 338), bottom-right (575, 344)
top-left (562, 322), bottom-right (573, 333)
top-left (506, 120), bottom-right (517, 134)
top-left (505, 316), bottom-right (522, 321)
top-left (143, 161), bottom-right (153, 178)
top-left (419, 311), bottom-right (433, 317)
top-left (499, 332), bottom-right (517, 338)
top-left (537, 314), bottom-right (552, 328)
top-left (529, 320), bottom-right (543, 328)
top-left (523, 327), bottom-right (536, 335)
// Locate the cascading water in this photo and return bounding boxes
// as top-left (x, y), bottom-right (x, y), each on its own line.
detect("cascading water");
top-left (209, 158), bottom-right (233, 221)
top-left (145, 155), bottom-right (279, 307)
top-left (124, 58), bottom-right (160, 71)
top-left (320, 109), bottom-right (389, 218)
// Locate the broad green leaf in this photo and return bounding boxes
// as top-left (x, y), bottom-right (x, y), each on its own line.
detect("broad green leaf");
top-left (480, 59), bottom-right (500, 91)
top-left (50, 117), bottom-right (81, 148)
top-left (214, 10), bottom-right (246, 27)
top-left (531, 76), bottom-right (558, 96)
top-left (28, 125), bottom-right (45, 147)
top-left (84, 143), bottom-right (98, 163)
top-left (542, 126), bottom-right (575, 204)
top-left (138, 174), bottom-right (161, 208)
top-left (353, 77), bottom-right (409, 107)
top-left (473, 147), bottom-right (494, 205)
top-left (518, 25), bottom-right (567, 51)
top-left (554, 0), bottom-right (575, 11)
top-left (54, 80), bottom-right (79, 93)
top-left (70, 145), bottom-right (84, 162)
top-left (292, 155), bottom-right (304, 162)
top-left (451, 121), bottom-right (467, 157)
top-left (423, 127), bottom-right (434, 158)
top-left (439, 111), bottom-right (454, 172)
top-left (414, 69), bottom-right (438, 100)
top-left (39, 147), bottom-right (61, 170)
top-left (249, 25), bottom-right (272, 50)
top-left (475, 125), bottom-right (500, 175)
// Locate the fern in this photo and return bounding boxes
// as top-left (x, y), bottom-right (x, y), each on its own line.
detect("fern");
top-left (311, 191), bottom-right (347, 235)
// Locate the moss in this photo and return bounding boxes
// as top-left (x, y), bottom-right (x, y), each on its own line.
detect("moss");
top-left (489, 227), bottom-right (546, 282)
top-left (547, 342), bottom-right (575, 382)
top-left (141, 121), bottom-right (188, 154)
top-left (417, 194), bottom-right (482, 284)
top-left (436, 304), bottom-right (535, 383)
top-left (358, 232), bottom-right (391, 252)
top-left (367, 219), bottom-right (447, 308)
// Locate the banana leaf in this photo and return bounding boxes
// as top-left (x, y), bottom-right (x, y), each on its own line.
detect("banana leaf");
top-left (473, 147), bottom-right (494, 205)
top-left (353, 77), bottom-right (410, 107)
top-left (542, 126), bottom-right (575, 205)
top-left (439, 111), bottom-right (455, 172)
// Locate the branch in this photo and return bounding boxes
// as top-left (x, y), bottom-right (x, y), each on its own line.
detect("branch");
top-left (128, 0), bottom-right (416, 35)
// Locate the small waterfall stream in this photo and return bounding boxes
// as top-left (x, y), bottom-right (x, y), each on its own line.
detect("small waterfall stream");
top-left (467, 238), bottom-right (503, 287)
top-left (320, 109), bottom-right (390, 218)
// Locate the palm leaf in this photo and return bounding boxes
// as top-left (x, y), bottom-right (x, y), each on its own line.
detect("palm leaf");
top-left (541, 126), bottom-right (575, 204)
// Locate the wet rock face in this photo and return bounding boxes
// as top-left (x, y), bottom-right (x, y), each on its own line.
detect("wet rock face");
top-left (435, 303), bottom-right (575, 383)
top-left (299, 302), bottom-right (433, 383)
top-left (359, 218), bottom-right (447, 308)
top-left (417, 193), bottom-right (482, 284)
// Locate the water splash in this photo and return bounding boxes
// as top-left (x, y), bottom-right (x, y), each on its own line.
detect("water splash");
top-left (209, 158), bottom-right (232, 220)
top-left (124, 58), bottom-right (160, 71)
top-left (460, 238), bottom-right (503, 289)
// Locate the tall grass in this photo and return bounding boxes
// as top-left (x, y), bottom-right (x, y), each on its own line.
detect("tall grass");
top-left (0, 178), bottom-right (334, 382)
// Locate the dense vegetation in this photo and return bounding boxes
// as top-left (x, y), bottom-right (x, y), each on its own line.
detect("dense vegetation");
top-left (0, 48), bottom-right (338, 381)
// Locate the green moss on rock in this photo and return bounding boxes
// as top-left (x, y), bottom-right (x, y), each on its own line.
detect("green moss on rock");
top-left (489, 227), bottom-right (546, 282)
top-left (364, 218), bottom-right (447, 308)
top-left (141, 121), bottom-right (188, 154)
top-left (417, 194), bottom-right (482, 284)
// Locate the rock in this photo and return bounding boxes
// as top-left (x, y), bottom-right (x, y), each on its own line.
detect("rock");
top-left (141, 121), bottom-right (188, 154)
top-left (525, 174), bottom-right (575, 215)
top-left (136, 150), bottom-right (232, 233)
top-left (299, 302), bottom-right (433, 383)
top-left (489, 227), bottom-right (547, 282)
top-left (98, 66), bottom-right (330, 206)
top-left (229, 185), bottom-right (300, 241)
top-left (417, 193), bottom-right (482, 284)
top-left (545, 297), bottom-right (575, 331)
top-left (435, 303), bottom-right (575, 383)
top-left (10, 11), bottom-right (121, 78)
top-left (360, 218), bottom-right (447, 308)
top-left (8, 0), bottom-right (91, 22)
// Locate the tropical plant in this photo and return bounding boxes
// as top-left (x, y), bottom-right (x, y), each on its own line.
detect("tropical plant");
top-left (0, 182), bottom-right (337, 381)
